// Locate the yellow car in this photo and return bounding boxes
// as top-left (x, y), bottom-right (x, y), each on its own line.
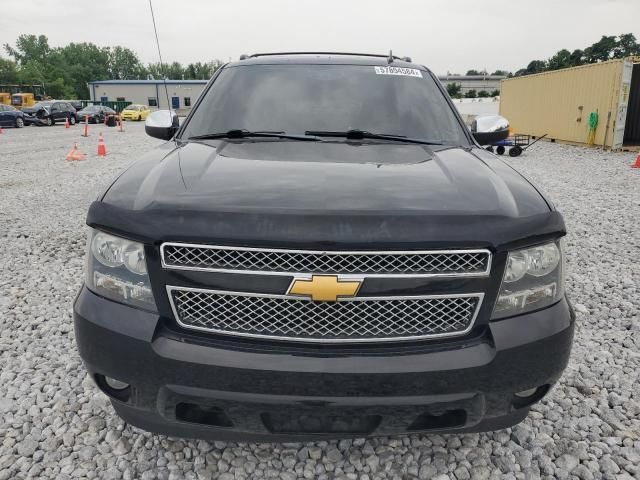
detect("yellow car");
top-left (121, 104), bottom-right (151, 121)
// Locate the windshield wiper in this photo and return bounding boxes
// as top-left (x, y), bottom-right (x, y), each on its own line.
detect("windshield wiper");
top-left (304, 129), bottom-right (443, 145)
top-left (188, 129), bottom-right (319, 142)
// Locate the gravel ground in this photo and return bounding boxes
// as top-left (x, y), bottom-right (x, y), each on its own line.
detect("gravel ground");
top-left (0, 123), bottom-right (639, 480)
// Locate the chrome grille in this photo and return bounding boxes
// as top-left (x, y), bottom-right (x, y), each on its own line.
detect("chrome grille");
top-left (168, 287), bottom-right (483, 343)
top-left (161, 244), bottom-right (491, 277)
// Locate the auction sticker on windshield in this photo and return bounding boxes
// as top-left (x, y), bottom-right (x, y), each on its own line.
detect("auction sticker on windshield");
top-left (374, 66), bottom-right (423, 77)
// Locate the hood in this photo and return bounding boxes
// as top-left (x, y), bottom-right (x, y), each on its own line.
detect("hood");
top-left (89, 140), bottom-right (562, 250)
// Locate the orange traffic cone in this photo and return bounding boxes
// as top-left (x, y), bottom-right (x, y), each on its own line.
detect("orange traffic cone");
top-left (82, 115), bottom-right (89, 137)
top-left (64, 117), bottom-right (70, 129)
top-left (118, 113), bottom-right (124, 133)
top-left (66, 143), bottom-right (86, 161)
top-left (97, 132), bottom-right (107, 157)
top-left (632, 153), bottom-right (640, 169)
top-left (0, 126), bottom-right (3, 134)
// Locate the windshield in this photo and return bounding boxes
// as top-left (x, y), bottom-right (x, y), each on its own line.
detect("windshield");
top-left (81, 106), bottom-right (100, 112)
top-left (181, 64), bottom-right (469, 145)
top-left (32, 102), bottom-right (52, 109)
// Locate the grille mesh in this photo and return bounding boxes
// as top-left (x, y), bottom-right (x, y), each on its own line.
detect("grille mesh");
top-left (170, 289), bottom-right (480, 342)
top-left (162, 245), bottom-right (489, 275)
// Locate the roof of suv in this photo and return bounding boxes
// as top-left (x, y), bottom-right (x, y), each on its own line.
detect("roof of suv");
top-left (230, 52), bottom-right (423, 69)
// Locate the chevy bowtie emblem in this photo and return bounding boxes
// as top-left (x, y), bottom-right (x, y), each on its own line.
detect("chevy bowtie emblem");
top-left (288, 275), bottom-right (362, 302)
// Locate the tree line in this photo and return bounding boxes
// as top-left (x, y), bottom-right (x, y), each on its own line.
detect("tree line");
top-left (2, 32), bottom-right (639, 101)
top-left (0, 34), bottom-right (222, 99)
top-left (446, 33), bottom-right (640, 98)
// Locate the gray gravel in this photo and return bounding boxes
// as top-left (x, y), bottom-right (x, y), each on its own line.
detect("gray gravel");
top-left (0, 123), bottom-right (639, 479)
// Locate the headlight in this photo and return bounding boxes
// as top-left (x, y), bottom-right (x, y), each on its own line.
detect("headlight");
top-left (85, 229), bottom-right (156, 311)
top-left (492, 240), bottom-right (564, 319)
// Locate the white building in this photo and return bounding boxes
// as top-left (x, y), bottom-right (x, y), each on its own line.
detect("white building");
top-left (86, 80), bottom-right (209, 114)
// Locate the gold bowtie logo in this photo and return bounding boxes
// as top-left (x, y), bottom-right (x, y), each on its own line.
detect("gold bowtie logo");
top-left (288, 275), bottom-right (362, 302)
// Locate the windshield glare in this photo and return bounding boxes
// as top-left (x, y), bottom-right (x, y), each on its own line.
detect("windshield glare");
top-left (182, 64), bottom-right (469, 145)
top-left (82, 106), bottom-right (100, 112)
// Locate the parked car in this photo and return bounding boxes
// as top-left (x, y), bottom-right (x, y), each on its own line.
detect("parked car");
top-left (120, 104), bottom-right (151, 121)
top-left (0, 104), bottom-right (25, 128)
top-left (74, 53), bottom-right (574, 442)
top-left (23, 101), bottom-right (78, 126)
top-left (76, 105), bottom-right (116, 124)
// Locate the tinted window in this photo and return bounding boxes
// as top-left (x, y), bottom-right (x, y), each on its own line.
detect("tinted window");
top-left (183, 64), bottom-right (468, 145)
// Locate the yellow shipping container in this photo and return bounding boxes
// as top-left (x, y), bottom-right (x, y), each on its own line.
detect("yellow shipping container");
top-left (499, 57), bottom-right (640, 150)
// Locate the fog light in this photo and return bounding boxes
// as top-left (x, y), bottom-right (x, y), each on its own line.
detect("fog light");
top-left (104, 376), bottom-right (129, 391)
top-left (514, 387), bottom-right (538, 398)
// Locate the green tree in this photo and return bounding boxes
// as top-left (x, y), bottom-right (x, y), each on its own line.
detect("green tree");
top-left (0, 57), bottom-right (18, 83)
top-left (4, 34), bottom-right (51, 65)
top-left (446, 82), bottom-right (462, 98)
top-left (584, 35), bottom-right (617, 63)
top-left (46, 77), bottom-right (75, 98)
top-left (147, 61), bottom-right (184, 79)
top-left (16, 59), bottom-right (45, 84)
top-left (491, 70), bottom-right (509, 76)
top-left (59, 43), bottom-right (111, 98)
top-left (613, 33), bottom-right (640, 58)
top-left (464, 89), bottom-right (477, 98)
top-left (526, 60), bottom-right (547, 74)
top-left (108, 46), bottom-right (147, 80)
top-left (466, 69), bottom-right (481, 76)
top-left (547, 49), bottom-right (571, 71)
top-left (569, 49), bottom-right (585, 66)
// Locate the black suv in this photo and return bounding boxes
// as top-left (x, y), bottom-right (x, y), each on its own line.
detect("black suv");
top-left (23, 100), bottom-right (78, 126)
top-left (74, 53), bottom-right (574, 441)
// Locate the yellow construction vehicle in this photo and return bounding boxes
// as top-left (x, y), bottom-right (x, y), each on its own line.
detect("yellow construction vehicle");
top-left (11, 93), bottom-right (37, 109)
top-left (0, 84), bottom-right (46, 109)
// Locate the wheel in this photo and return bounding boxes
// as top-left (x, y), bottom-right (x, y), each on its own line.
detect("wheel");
top-left (45, 117), bottom-right (53, 126)
top-left (485, 146), bottom-right (494, 153)
top-left (15, 117), bottom-right (24, 128)
top-left (496, 145), bottom-right (505, 155)
top-left (69, 115), bottom-right (76, 125)
top-left (509, 146), bottom-right (523, 157)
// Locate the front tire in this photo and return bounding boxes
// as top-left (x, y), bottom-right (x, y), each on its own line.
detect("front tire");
top-left (69, 115), bottom-right (76, 126)
top-left (45, 117), bottom-right (53, 126)
top-left (15, 117), bottom-right (24, 128)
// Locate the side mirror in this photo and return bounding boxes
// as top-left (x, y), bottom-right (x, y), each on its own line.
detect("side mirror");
top-left (471, 115), bottom-right (510, 146)
top-left (145, 110), bottom-right (179, 140)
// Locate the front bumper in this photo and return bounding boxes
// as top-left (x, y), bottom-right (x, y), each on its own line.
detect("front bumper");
top-left (74, 286), bottom-right (574, 441)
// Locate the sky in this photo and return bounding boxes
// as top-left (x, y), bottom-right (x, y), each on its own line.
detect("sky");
top-left (2, 0), bottom-right (639, 75)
